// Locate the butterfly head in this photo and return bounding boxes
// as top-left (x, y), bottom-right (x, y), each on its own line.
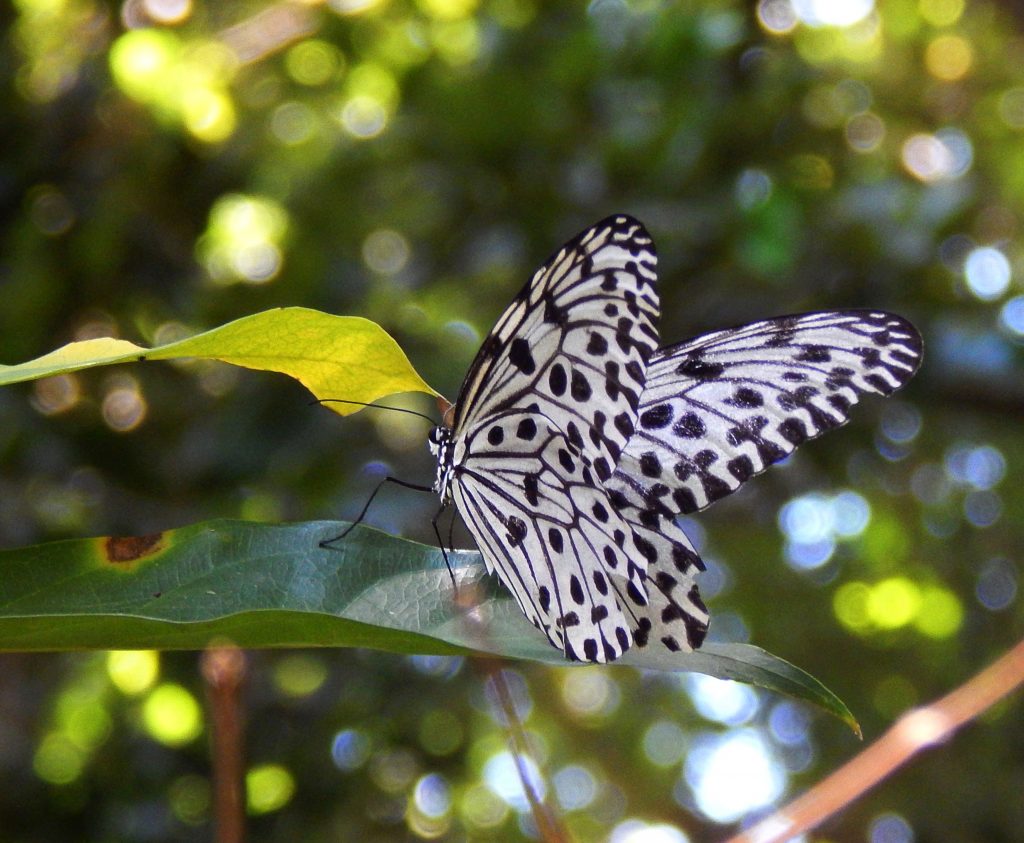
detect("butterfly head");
top-left (427, 425), bottom-right (454, 499)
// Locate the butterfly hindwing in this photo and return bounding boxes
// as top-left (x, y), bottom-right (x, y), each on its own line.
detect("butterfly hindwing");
top-left (609, 310), bottom-right (923, 516)
top-left (450, 409), bottom-right (651, 662)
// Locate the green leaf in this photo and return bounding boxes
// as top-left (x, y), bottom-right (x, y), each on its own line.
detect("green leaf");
top-left (0, 307), bottom-right (437, 413)
top-left (0, 519), bottom-right (858, 732)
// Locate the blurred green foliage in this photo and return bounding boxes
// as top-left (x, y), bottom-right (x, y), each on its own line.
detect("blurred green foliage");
top-left (1, 0), bottom-right (1022, 840)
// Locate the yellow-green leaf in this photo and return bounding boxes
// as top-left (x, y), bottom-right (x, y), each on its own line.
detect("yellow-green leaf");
top-left (0, 307), bottom-right (437, 413)
top-left (0, 337), bottom-right (149, 382)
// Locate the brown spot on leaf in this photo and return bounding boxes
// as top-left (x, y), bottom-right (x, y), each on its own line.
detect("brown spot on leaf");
top-left (105, 533), bottom-right (164, 563)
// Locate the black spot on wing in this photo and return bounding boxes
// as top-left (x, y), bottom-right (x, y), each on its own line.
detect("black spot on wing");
top-left (640, 452), bottom-right (662, 478)
top-left (796, 345), bottom-right (831, 362)
top-left (727, 455), bottom-right (754, 481)
top-left (674, 412), bottom-right (706, 438)
top-left (558, 449), bottom-right (575, 472)
top-left (676, 358), bottom-right (725, 380)
top-left (633, 617), bottom-right (652, 647)
top-left (587, 332), bottom-right (609, 356)
top-left (544, 294), bottom-right (567, 325)
top-left (778, 417), bottom-right (808, 444)
top-left (509, 337), bottom-right (535, 374)
top-left (571, 370), bottom-right (592, 401)
top-left (640, 404), bottom-right (673, 429)
top-left (569, 575), bottom-right (584, 604)
top-left (672, 487), bottom-right (698, 513)
top-left (613, 412), bottom-right (634, 438)
top-left (548, 363), bottom-right (567, 396)
top-left (524, 474), bottom-right (540, 506)
top-left (727, 387), bottom-right (763, 408)
top-left (506, 516), bottom-right (527, 546)
top-left (517, 418), bottom-right (538, 440)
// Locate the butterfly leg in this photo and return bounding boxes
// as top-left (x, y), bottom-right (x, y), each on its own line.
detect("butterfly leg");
top-left (319, 476), bottom-right (434, 548)
top-left (430, 502), bottom-right (459, 594)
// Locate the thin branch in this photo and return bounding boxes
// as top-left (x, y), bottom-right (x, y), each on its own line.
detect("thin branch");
top-left (202, 644), bottom-right (248, 843)
top-left (483, 663), bottom-right (570, 843)
top-left (724, 636), bottom-right (1024, 843)
top-left (456, 579), bottom-right (572, 843)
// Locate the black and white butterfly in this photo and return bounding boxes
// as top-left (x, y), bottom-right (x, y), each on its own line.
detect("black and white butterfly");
top-left (427, 215), bottom-right (922, 663)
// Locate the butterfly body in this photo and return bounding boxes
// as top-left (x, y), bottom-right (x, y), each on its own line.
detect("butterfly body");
top-left (430, 215), bottom-right (922, 663)
top-left (428, 426), bottom-right (455, 500)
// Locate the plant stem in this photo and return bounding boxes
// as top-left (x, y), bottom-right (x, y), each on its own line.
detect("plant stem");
top-left (202, 644), bottom-right (248, 843)
top-left (724, 637), bottom-right (1024, 843)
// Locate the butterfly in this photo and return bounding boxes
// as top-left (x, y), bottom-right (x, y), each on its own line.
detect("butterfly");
top-left (428, 215), bottom-right (922, 663)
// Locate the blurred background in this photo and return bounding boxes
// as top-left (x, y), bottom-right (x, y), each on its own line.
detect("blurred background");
top-left (1, 0), bottom-right (1022, 840)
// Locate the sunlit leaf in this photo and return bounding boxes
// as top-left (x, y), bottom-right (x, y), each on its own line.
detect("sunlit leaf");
top-left (0, 308), bottom-right (438, 413)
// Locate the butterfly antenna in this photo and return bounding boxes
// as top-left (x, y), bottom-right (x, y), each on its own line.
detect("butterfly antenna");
top-left (314, 398), bottom-right (437, 425)
top-left (320, 476), bottom-right (434, 548)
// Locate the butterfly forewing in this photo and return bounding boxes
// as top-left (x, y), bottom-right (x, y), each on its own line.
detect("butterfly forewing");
top-left (609, 311), bottom-right (923, 516)
top-left (452, 215), bottom-right (660, 478)
top-left (620, 514), bottom-right (709, 653)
